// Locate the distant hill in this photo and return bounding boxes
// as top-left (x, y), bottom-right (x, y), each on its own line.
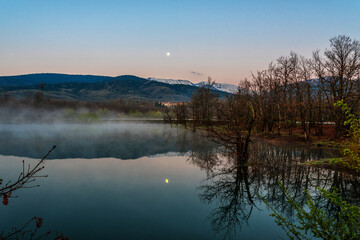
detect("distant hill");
top-left (0, 73), bottom-right (114, 86)
top-left (0, 74), bottom-right (231, 102)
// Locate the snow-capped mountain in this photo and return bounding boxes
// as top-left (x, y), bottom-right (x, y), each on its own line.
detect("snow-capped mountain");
top-left (147, 77), bottom-right (194, 86)
top-left (148, 77), bottom-right (238, 94)
top-left (214, 83), bottom-right (239, 94)
top-left (195, 81), bottom-right (238, 94)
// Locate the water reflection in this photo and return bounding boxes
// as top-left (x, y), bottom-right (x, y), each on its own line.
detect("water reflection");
top-left (1, 123), bottom-right (359, 239)
top-left (199, 159), bottom-right (257, 239)
top-left (0, 123), bottom-right (217, 159)
top-left (192, 141), bottom-right (360, 239)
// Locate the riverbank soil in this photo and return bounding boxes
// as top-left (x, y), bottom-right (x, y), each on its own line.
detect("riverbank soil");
top-left (254, 124), bottom-right (346, 148)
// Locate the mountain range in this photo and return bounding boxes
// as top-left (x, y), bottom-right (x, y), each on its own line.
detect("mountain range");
top-left (0, 73), bottom-right (235, 102)
top-left (147, 77), bottom-right (238, 94)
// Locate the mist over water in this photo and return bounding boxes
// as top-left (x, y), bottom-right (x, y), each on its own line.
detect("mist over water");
top-left (0, 122), bottom-right (216, 159)
top-left (0, 103), bottom-right (162, 124)
top-left (0, 122), bottom-right (357, 239)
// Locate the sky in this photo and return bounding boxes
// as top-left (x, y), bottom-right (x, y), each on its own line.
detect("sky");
top-left (0, 0), bottom-right (359, 84)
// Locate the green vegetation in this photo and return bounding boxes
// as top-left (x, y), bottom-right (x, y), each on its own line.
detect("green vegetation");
top-left (261, 86), bottom-right (360, 239)
top-left (259, 98), bottom-right (360, 239)
top-left (62, 108), bottom-right (163, 121)
top-left (145, 110), bottom-right (163, 118)
top-left (124, 110), bottom-right (163, 118)
top-left (96, 108), bottom-right (110, 117)
top-left (62, 107), bottom-right (75, 118)
top-left (76, 112), bottom-right (101, 122)
top-left (260, 183), bottom-right (360, 240)
top-left (128, 110), bottom-right (144, 118)
top-left (301, 158), bottom-right (341, 166)
top-left (63, 108), bottom-right (104, 122)
top-left (335, 100), bottom-right (360, 172)
top-left (261, 100), bottom-right (360, 240)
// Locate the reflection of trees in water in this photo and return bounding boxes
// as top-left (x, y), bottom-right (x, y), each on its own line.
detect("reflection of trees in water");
top-left (187, 133), bottom-right (221, 173)
top-left (199, 157), bottom-right (258, 239)
top-left (252, 142), bottom-right (360, 220)
top-left (191, 141), bottom-right (360, 239)
top-left (0, 123), bottom-right (220, 159)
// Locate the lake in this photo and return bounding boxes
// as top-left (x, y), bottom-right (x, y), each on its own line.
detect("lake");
top-left (0, 122), bottom-right (358, 239)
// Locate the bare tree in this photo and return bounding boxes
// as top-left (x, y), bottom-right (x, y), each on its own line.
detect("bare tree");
top-left (1, 145), bottom-right (56, 201)
top-left (174, 103), bottom-right (189, 128)
top-left (0, 146), bottom-right (65, 240)
top-left (313, 35), bottom-right (360, 136)
top-left (163, 106), bottom-right (175, 127)
top-left (209, 82), bottom-right (255, 161)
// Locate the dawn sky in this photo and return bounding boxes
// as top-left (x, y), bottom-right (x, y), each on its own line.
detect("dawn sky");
top-left (0, 0), bottom-right (359, 84)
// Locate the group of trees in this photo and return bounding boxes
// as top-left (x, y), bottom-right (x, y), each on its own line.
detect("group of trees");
top-left (164, 77), bottom-right (256, 161)
top-left (0, 91), bottom-right (167, 121)
top-left (167, 35), bottom-right (360, 141)
top-left (184, 35), bottom-right (360, 240)
top-left (0, 93), bottom-right (164, 115)
top-left (252, 35), bottom-right (360, 138)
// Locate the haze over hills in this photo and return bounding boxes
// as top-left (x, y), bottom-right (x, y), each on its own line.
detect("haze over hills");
top-left (0, 73), bottom-right (232, 102)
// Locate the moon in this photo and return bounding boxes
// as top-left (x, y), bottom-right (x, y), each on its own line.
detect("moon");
top-left (166, 52), bottom-right (170, 56)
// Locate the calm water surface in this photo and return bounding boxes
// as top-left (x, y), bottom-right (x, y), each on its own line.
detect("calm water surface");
top-left (0, 122), bottom-right (358, 239)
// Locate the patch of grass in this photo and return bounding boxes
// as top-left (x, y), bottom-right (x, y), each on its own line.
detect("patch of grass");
top-left (145, 110), bottom-right (163, 118)
top-left (312, 140), bottom-right (341, 148)
top-left (302, 157), bottom-right (344, 166)
top-left (76, 112), bottom-right (101, 122)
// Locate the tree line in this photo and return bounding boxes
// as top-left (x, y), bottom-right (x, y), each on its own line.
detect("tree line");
top-left (166, 35), bottom-right (360, 140)
top-left (0, 91), bottom-right (165, 116)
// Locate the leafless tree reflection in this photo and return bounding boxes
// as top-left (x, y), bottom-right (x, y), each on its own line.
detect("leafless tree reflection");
top-left (199, 157), bottom-right (258, 239)
top-left (192, 141), bottom-right (360, 239)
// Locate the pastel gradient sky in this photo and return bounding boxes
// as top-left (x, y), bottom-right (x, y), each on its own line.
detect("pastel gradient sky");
top-left (0, 0), bottom-right (359, 84)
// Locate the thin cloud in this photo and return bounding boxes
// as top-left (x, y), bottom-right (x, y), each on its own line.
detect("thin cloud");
top-left (190, 71), bottom-right (204, 76)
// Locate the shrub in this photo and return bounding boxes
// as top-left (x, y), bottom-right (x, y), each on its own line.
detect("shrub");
top-left (260, 183), bottom-right (360, 240)
top-left (334, 100), bottom-right (360, 172)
